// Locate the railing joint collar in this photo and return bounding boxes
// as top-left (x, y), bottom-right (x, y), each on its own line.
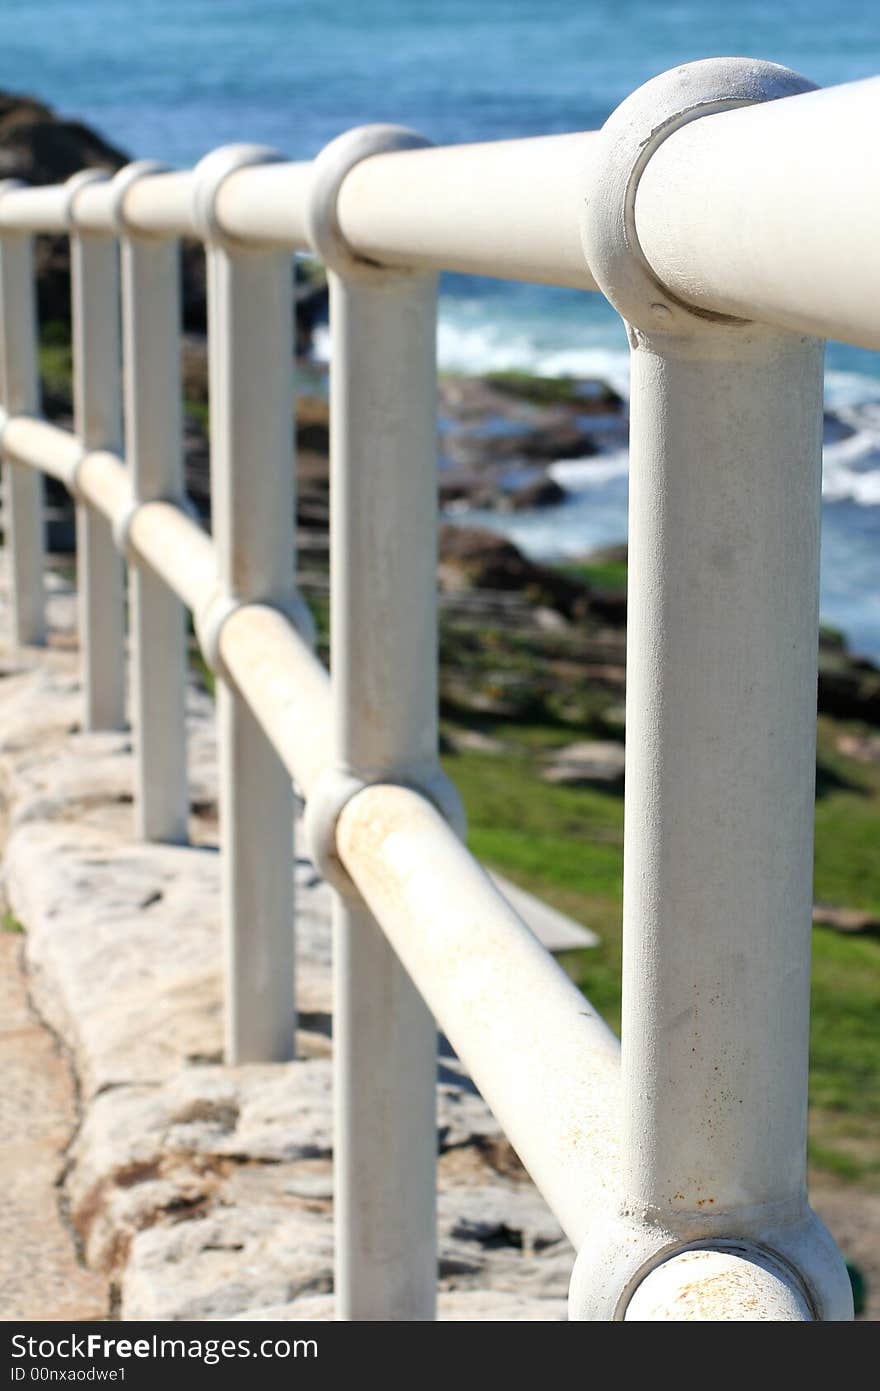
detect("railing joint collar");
top-left (581, 58), bottom-right (816, 336)
top-left (109, 160), bottom-right (171, 238)
top-left (195, 587), bottom-right (316, 682)
top-left (63, 168), bottom-right (111, 232)
top-left (304, 762), bottom-right (466, 899)
top-left (192, 144), bottom-right (284, 249)
top-left (109, 490), bottom-right (199, 561)
top-left (306, 124), bottom-right (432, 281)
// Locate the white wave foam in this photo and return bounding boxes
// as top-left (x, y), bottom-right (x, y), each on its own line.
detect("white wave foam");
top-left (310, 323), bottom-right (331, 363)
top-left (547, 440), bottom-right (880, 509)
top-left (435, 316), bottom-right (632, 398)
top-left (549, 450), bottom-right (630, 487)
top-left (313, 309), bottom-right (880, 508)
top-left (316, 314), bottom-right (880, 433)
top-left (823, 461), bottom-right (880, 505)
top-left (824, 370), bottom-right (880, 410)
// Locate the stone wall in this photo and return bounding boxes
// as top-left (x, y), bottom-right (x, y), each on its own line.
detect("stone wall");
top-left (0, 575), bottom-right (569, 1320)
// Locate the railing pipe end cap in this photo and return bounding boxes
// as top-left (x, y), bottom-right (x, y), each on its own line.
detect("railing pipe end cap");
top-left (624, 1247), bottom-right (815, 1321)
top-left (568, 1205), bottom-right (853, 1320)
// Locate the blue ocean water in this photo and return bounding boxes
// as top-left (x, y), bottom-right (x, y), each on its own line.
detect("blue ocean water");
top-left (3, 0), bottom-right (879, 654)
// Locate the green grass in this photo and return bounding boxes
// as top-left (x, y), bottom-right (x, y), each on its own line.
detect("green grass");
top-left (38, 321), bottom-right (73, 403)
top-left (482, 370), bottom-right (586, 406)
top-left (442, 709), bottom-right (880, 1188)
top-left (478, 368), bottom-right (625, 409)
top-left (188, 640), bottom-right (215, 698)
top-left (1, 911), bottom-right (25, 935)
top-left (38, 319), bottom-right (209, 441)
top-left (560, 558), bottom-right (628, 591)
top-left (184, 398), bottom-right (210, 432)
top-left (814, 718), bottom-right (880, 913)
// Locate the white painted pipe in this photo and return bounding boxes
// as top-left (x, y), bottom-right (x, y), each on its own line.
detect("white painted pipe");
top-left (335, 133), bottom-right (600, 289)
top-left (0, 75), bottom-right (878, 330)
top-left (111, 171), bottom-right (196, 239)
top-left (217, 604), bottom-right (331, 800)
top-left (336, 784), bottom-right (621, 1251)
top-left (5, 136), bottom-right (598, 280)
top-left (621, 323), bottom-right (823, 1225)
top-left (121, 235), bottom-right (189, 844)
top-left (205, 233), bottom-right (297, 1066)
top-left (2, 416), bottom-right (83, 488)
top-left (327, 263), bottom-right (442, 1320)
top-left (126, 500), bottom-right (217, 616)
top-left (74, 448), bottom-right (132, 523)
top-left (71, 229), bottom-right (127, 731)
top-left (0, 233), bottom-right (45, 645)
top-left (570, 58), bottom-right (852, 1321)
top-left (68, 179), bottom-right (119, 237)
top-left (212, 162), bottom-right (312, 249)
top-left (68, 171), bottom-right (198, 240)
top-left (0, 184), bottom-right (69, 233)
top-left (635, 76), bottom-right (880, 350)
top-left (0, 132), bottom-right (602, 285)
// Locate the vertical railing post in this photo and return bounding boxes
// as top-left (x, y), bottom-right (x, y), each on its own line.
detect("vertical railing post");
top-left (68, 173), bottom-right (127, 729)
top-left (194, 146), bottom-right (303, 1065)
top-left (305, 127), bottom-right (465, 1322)
top-left (113, 162), bottom-right (189, 842)
top-left (571, 59), bottom-right (852, 1320)
top-left (0, 196), bottom-right (45, 647)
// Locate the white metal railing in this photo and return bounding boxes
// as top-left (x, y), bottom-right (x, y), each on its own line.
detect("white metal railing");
top-left (0, 56), bottom-right (870, 1321)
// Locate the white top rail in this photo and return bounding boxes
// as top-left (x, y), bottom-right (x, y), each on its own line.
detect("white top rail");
top-left (0, 74), bottom-right (874, 343)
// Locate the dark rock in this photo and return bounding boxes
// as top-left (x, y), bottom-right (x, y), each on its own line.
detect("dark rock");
top-left (0, 95), bottom-right (127, 184)
top-left (500, 475), bottom-right (567, 511)
top-left (296, 395), bottom-right (330, 455)
top-left (446, 418), bottom-right (597, 471)
top-left (295, 270), bottom-right (329, 355)
top-left (587, 589), bottom-right (627, 625)
top-left (823, 410), bottom-right (857, 445)
top-left (182, 420), bottom-right (211, 520)
top-left (438, 474), bottom-right (495, 509)
top-left (818, 650), bottom-right (880, 724)
top-left (0, 89), bottom-right (324, 346)
top-left (179, 245), bottom-right (208, 335)
top-left (516, 420), bottom-right (597, 463)
top-left (438, 374), bottom-right (622, 481)
top-left (438, 523), bottom-right (591, 622)
top-left (0, 92), bottom-right (129, 326)
top-left (180, 337), bottom-right (209, 403)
